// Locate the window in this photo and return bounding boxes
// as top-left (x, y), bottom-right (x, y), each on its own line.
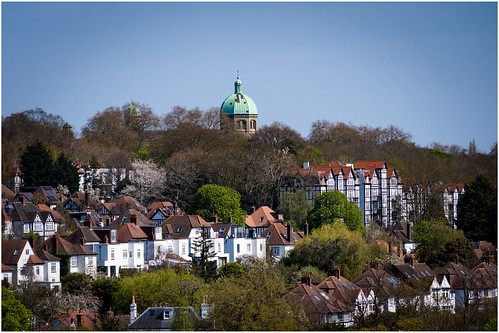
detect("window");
top-left (123, 249), bottom-right (128, 258)
top-left (271, 247), bottom-right (280, 256)
top-left (176, 227), bottom-right (183, 233)
top-left (237, 244), bottom-right (240, 253)
top-left (23, 224), bottom-right (30, 233)
top-left (71, 257), bottom-right (77, 267)
top-left (51, 263), bottom-right (57, 273)
top-left (33, 222), bottom-right (43, 232)
top-left (137, 249), bottom-right (141, 259)
top-left (36, 267), bottom-right (40, 275)
top-left (163, 310), bottom-right (171, 320)
top-left (45, 222), bottom-right (55, 231)
top-left (247, 244), bottom-right (251, 252)
top-left (88, 257), bottom-right (94, 267)
top-left (111, 249), bottom-right (115, 260)
top-left (182, 244), bottom-right (186, 254)
top-left (218, 243), bottom-right (221, 252)
top-left (110, 230), bottom-right (117, 243)
top-left (25, 249), bottom-right (29, 255)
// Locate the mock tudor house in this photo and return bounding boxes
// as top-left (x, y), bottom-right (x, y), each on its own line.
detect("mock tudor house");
top-left (280, 160), bottom-right (404, 228)
top-left (10, 201), bottom-right (59, 240)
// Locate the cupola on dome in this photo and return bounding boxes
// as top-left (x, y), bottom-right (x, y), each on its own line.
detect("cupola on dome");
top-left (220, 76), bottom-right (258, 116)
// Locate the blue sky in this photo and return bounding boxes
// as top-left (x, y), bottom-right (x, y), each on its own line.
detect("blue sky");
top-left (2, 2), bottom-right (497, 152)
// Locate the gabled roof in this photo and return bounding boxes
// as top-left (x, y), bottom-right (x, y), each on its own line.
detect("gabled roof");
top-left (66, 226), bottom-right (102, 244)
top-left (473, 262), bottom-right (497, 290)
top-left (392, 261), bottom-right (434, 281)
top-left (161, 215), bottom-right (211, 239)
top-left (210, 222), bottom-right (232, 238)
top-left (289, 283), bottom-right (343, 317)
top-left (34, 248), bottom-right (61, 262)
top-left (245, 206), bottom-right (279, 228)
top-left (42, 310), bottom-right (100, 331)
top-left (352, 267), bottom-right (410, 300)
top-left (2, 239), bottom-right (30, 265)
top-left (317, 274), bottom-right (361, 311)
top-left (1, 184), bottom-right (16, 201)
top-left (111, 209), bottom-right (154, 229)
top-left (117, 223), bottom-right (149, 243)
top-left (435, 261), bottom-right (481, 291)
top-left (261, 222), bottom-right (303, 246)
top-left (38, 233), bottom-right (96, 256)
top-left (108, 195), bottom-right (146, 215)
top-left (128, 307), bottom-right (200, 330)
top-left (147, 201), bottom-right (174, 212)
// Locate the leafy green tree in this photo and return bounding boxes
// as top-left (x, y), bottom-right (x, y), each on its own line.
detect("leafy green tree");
top-left (61, 273), bottom-right (93, 294)
top-left (307, 190), bottom-right (364, 232)
top-left (218, 262), bottom-right (245, 278)
top-left (457, 174), bottom-right (497, 243)
top-left (2, 285), bottom-right (33, 331)
top-left (113, 268), bottom-right (205, 314)
top-left (414, 218), bottom-right (478, 268)
top-left (282, 222), bottom-right (371, 279)
top-left (279, 189), bottom-right (313, 230)
top-left (192, 184), bottom-right (247, 226)
top-left (207, 258), bottom-right (302, 330)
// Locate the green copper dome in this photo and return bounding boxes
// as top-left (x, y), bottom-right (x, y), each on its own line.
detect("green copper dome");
top-left (220, 76), bottom-right (258, 116)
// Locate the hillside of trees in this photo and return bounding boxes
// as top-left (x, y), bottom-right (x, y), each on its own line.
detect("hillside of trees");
top-left (2, 104), bottom-right (497, 213)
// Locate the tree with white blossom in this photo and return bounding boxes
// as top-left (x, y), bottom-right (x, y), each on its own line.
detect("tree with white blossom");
top-left (122, 159), bottom-right (166, 204)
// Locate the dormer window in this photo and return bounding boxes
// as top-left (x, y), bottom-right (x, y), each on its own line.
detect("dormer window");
top-left (163, 309), bottom-right (171, 320)
top-left (176, 227), bottom-right (183, 233)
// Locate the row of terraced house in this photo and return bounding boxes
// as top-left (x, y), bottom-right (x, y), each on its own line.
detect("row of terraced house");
top-left (279, 160), bottom-right (464, 228)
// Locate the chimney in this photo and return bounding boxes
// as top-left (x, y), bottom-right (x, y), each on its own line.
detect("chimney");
top-left (301, 274), bottom-right (312, 287)
top-left (130, 214), bottom-right (137, 225)
top-left (130, 296), bottom-right (137, 325)
top-left (76, 312), bottom-right (82, 327)
top-left (332, 268), bottom-right (341, 279)
top-left (212, 214), bottom-right (218, 223)
top-left (304, 220), bottom-right (309, 236)
top-left (404, 253), bottom-right (415, 267)
top-left (52, 235), bottom-right (58, 254)
top-left (370, 260), bottom-right (379, 269)
top-left (252, 205), bottom-right (256, 213)
top-left (287, 224), bottom-right (292, 243)
top-left (406, 221), bottom-right (412, 241)
top-left (450, 252), bottom-right (458, 264)
top-left (104, 234), bottom-right (109, 244)
top-left (20, 194), bottom-right (27, 205)
top-left (28, 237), bottom-right (34, 249)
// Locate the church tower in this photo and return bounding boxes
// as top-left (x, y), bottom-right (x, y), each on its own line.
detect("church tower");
top-left (220, 74), bottom-right (258, 134)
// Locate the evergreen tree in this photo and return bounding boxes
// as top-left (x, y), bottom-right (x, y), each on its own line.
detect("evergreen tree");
top-left (53, 152), bottom-right (80, 193)
top-left (190, 227), bottom-right (217, 282)
top-left (457, 174), bottom-right (497, 243)
top-left (19, 140), bottom-right (54, 187)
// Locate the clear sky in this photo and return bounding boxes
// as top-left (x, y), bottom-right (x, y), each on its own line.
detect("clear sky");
top-left (2, 1), bottom-right (497, 152)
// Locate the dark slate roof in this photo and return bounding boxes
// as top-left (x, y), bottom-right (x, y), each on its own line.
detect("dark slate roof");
top-left (473, 262), bottom-right (497, 290)
top-left (210, 223), bottom-right (232, 238)
top-left (66, 226), bottom-right (102, 244)
top-left (2, 239), bottom-right (29, 265)
top-left (289, 283), bottom-right (343, 317)
top-left (352, 267), bottom-right (413, 300)
top-left (34, 249), bottom-right (61, 261)
top-left (128, 307), bottom-right (201, 330)
top-left (161, 215), bottom-right (211, 240)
